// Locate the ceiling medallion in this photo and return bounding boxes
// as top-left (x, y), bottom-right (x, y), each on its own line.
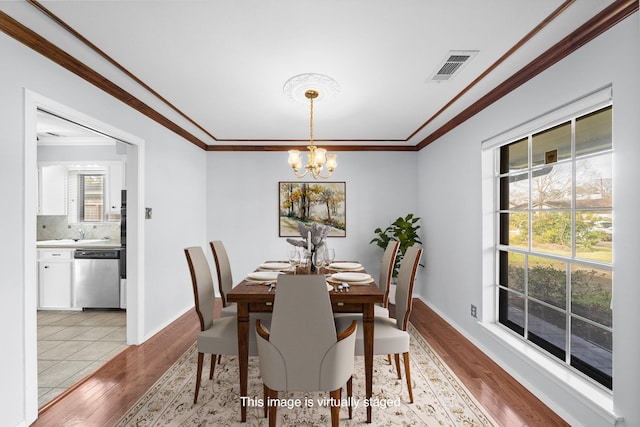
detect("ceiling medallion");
top-left (283, 73), bottom-right (341, 104)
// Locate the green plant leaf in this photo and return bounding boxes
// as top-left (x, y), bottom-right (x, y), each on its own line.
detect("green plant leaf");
top-left (370, 213), bottom-right (422, 277)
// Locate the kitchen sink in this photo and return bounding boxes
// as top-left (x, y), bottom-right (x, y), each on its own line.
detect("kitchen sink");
top-left (37, 239), bottom-right (108, 245)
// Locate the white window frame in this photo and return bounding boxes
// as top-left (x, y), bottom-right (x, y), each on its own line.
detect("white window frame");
top-left (479, 85), bottom-right (615, 415)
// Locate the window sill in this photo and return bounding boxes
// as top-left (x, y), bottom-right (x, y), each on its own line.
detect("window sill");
top-left (478, 322), bottom-right (620, 425)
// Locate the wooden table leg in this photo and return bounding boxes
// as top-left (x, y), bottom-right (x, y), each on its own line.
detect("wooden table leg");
top-left (362, 303), bottom-right (374, 423)
top-left (236, 303), bottom-right (249, 422)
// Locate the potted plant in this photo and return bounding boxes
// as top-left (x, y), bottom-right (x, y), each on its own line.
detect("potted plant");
top-left (370, 213), bottom-right (422, 278)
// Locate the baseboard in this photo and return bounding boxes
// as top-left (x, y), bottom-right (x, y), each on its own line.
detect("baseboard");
top-left (142, 304), bottom-right (193, 342)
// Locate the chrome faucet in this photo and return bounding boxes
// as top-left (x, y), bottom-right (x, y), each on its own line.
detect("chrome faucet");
top-left (78, 229), bottom-right (85, 240)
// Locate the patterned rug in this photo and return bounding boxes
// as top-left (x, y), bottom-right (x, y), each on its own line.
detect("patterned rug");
top-left (116, 323), bottom-right (496, 426)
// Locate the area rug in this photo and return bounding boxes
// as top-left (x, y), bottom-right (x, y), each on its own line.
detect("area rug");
top-left (116, 323), bottom-right (496, 426)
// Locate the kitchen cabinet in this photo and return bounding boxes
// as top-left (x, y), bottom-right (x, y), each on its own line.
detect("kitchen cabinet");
top-left (38, 162), bottom-right (124, 219)
top-left (38, 249), bottom-right (73, 309)
top-left (39, 165), bottom-right (67, 215)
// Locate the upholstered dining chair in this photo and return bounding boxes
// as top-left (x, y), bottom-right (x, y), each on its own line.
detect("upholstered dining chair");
top-left (209, 240), bottom-right (236, 318)
top-left (376, 240), bottom-right (399, 317)
top-left (184, 246), bottom-right (263, 404)
top-left (374, 239), bottom-right (399, 365)
top-left (210, 240), bottom-right (272, 326)
top-left (255, 275), bottom-right (358, 427)
top-left (334, 245), bottom-right (423, 403)
top-left (333, 240), bottom-right (398, 321)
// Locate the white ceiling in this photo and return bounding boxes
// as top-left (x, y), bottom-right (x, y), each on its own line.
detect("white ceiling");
top-left (1, 0), bottom-right (616, 147)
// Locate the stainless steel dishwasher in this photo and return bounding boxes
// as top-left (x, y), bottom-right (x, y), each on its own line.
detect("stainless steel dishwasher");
top-left (74, 249), bottom-right (121, 309)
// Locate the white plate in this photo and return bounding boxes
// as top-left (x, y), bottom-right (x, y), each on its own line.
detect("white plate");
top-left (259, 262), bottom-right (291, 270)
top-left (329, 262), bottom-right (362, 270)
top-left (327, 283), bottom-right (333, 292)
top-left (327, 276), bottom-right (373, 285)
top-left (331, 272), bottom-right (371, 282)
top-left (247, 271), bottom-right (280, 281)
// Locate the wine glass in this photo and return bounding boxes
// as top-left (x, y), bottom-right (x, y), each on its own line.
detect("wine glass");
top-left (325, 247), bottom-right (336, 267)
top-left (313, 250), bottom-right (325, 274)
top-left (287, 246), bottom-right (300, 274)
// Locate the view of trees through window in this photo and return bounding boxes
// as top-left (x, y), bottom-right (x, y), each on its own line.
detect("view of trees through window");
top-left (496, 105), bottom-right (612, 389)
top-left (79, 174), bottom-right (105, 222)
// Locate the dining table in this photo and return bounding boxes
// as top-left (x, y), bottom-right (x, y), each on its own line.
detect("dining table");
top-left (226, 262), bottom-right (384, 423)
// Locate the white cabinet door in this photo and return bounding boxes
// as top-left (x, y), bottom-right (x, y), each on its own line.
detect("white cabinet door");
top-left (108, 163), bottom-right (124, 214)
top-left (38, 250), bottom-right (73, 309)
top-left (39, 165), bottom-right (67, 215)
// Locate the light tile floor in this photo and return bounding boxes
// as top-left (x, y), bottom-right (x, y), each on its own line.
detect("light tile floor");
top-left (37, 310), bottom-right (127, 408)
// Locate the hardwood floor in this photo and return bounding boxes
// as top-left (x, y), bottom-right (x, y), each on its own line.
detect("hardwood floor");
top-left (33, 298), bottom-right (568, 426)
top-left (407, 299), bottom-right (569, 427)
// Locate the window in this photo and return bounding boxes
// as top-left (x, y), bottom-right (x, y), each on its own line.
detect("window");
top-left (495, 105), bottom-right (613, 389)
top-left (67, 171), bottom-right (106, 223)
top-left (78, 174), bottom-right (105, 222)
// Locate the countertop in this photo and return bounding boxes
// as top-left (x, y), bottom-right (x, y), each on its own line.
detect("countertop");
top-left (37, 239), bottom-right (122, 249)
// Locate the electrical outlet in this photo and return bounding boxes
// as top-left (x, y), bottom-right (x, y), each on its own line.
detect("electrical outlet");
top-left (470, 304), bottom-right (477, 318)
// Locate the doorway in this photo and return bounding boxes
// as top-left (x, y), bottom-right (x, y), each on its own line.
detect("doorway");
top-left (36, 109), bottom-right (127, 407)
top-left (24, 90), bottom-right (145, 420)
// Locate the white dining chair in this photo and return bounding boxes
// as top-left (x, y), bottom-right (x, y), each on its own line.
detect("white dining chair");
top-left (184, 246), bottom-right (264, 403)
top-left (334, 245), bottom-right (423, 403)
top-left (255, 274), bottom-right (357, 426)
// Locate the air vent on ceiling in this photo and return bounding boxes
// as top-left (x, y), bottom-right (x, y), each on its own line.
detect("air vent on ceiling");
top-left (428, 50), bottom-right (478, 82)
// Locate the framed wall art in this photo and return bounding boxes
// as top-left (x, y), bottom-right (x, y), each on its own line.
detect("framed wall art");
top-left (278, 181), bottom-right (346, 237)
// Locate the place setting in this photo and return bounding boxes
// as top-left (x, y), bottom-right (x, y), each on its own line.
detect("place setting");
top-left (327, 271), bottom-right (374, 285)
top-left (325, 261), bottom-right (364, 272)
top-left (244, 271), bottom-right (281, 287)
top-left (257, 262), bottom-right (292, 272)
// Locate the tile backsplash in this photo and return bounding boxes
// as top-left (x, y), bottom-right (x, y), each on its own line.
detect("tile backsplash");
top-left (37, 215), bottom-right (121, 242)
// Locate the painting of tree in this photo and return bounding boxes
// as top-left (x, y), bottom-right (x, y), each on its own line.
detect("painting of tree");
top-left (279, 182), bottom-right (346, 237)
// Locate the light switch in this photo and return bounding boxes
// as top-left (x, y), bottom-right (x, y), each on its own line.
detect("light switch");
top-left (145, 208), bottom-right (152, 219)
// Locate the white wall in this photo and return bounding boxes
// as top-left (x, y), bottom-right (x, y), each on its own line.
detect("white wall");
top-left (206, 151), bottom-right (418, 288)
top-left (38, 144), bottom-right (125, 162)
top-left (0, 33), bottom-right (30, 427)
top-left (417, 14), bottom-right (640, 427)
top-left (0, 31), bottom-right (207, 425)
top-left (140, 121), bottom-right (207, 334)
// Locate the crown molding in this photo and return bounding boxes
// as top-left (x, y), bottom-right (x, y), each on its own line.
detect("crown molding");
top-left (206, 144), bottom-right (417, 152)
top-left (416, 0), bottom-right (638, 150)
top-left (1, 0), bottom-right (637, 153)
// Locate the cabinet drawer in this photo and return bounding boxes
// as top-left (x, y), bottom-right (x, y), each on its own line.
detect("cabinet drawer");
top-left (39, 249), bottom-right (73, 260)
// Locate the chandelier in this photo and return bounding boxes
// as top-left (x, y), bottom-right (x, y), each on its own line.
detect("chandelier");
top-left (287, 89), bottom-right (337, 179)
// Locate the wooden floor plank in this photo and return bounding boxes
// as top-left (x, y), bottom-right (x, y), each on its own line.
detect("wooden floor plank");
top-left (33, 299), bottom-right (568, 426)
